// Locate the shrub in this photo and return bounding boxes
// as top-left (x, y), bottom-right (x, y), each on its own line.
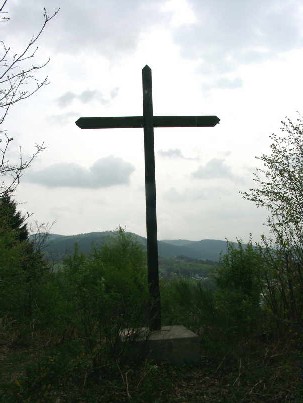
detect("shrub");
top-left (61, 229), bottom-right (149, 355)
top-left (215, 240), bottom-right (264, 338)
top-left (0, 193), bottom-right (50, 332)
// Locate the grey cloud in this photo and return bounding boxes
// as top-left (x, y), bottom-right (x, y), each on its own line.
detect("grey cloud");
top-left (5, 0), bottom-right (302, 72)
top-left (110, 88), bottom-right (119, 99)
top-left (7, 1), bottom-right (166, 57)
top-left (213, 77), bottom-right (243, 90)
top-left (158, 149), bottom-right (184, 158)
top-left (164, 187), bottom-right (206, 202)
top-left (158, 148), bottom-right (198, 160)
top-left (26, 156), bottom-right (135, 188)
top-left (174, 0), bottom-right (303, 74)
top-left (57, 92), bottom-right (75, 107)
top-left (48, 111), bottom-right (78, 125)
top-left (89, 157), bottom-right (135, 187)
top-left (163, 186), bottom-right (231, 202)
top-left (192, 158), bottom-right (239, 181)
top-left (57, 88), bottom-right (119, 108)
top-left (79, 90), bottom-right (100, 103)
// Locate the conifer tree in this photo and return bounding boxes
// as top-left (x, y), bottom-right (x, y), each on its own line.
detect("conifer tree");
top-left (0, 191), bottom-right (28, 241)
top-left (0, 192), bottom-right (48, 321)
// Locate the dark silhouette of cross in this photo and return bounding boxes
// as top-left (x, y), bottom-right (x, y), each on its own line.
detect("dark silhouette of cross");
top-left (76, 65), bottom-right (220, 331)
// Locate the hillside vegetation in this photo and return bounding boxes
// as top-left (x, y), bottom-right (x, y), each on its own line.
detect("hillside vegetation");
top-left (1, 202), bottom-right (302, 401)
top-left (35, 231), bottom-right (231, 262)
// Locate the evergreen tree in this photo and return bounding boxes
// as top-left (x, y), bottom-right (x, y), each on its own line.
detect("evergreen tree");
top-left (0, 192), bottom-right (49, 322)
top-left (0, 191), bottom-right (28, 241)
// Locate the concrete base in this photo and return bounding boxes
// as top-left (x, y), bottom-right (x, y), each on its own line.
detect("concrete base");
top-left (120, 325), bottom-right (200, 364)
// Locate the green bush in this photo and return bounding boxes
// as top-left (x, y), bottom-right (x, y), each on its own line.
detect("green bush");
top-left (161, 276), bottom-right (217, 335)
top-left (0, 193), bottom-right (50, 334)
top-left (161, 240), bottom-right (266, 355)
top-left (0, 228), bottom-right (27, 322)
top-left (61, 229), bottom-right (149, 354)
top-left (215, 240), bottom-right (264, 338)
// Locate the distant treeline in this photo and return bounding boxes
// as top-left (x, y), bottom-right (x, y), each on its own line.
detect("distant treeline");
top-left (33, 231), bottom-right (233, 263)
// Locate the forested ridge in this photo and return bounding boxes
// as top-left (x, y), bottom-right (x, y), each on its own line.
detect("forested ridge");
top-left (34, 231), bottom-right (231, 263)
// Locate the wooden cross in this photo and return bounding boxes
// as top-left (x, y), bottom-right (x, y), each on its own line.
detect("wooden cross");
top-left (76, 65), bottom-right (220, 331)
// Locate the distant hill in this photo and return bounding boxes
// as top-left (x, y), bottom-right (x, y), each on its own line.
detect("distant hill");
top-left (34, 231), bottom-right (232, 262)
top-left (162, 239), bottom-right (232, 261)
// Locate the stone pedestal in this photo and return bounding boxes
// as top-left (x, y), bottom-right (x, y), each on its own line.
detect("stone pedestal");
top-left (120, 325), bottom-right (200, 364)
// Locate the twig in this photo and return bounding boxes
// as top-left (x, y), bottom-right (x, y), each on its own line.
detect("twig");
top-left (214, 354), bottom-right (227, 373)
top-left (233, 358), bottom-right (242, 386)
top-left (116, 361), bottom-right (132, 400)
top-left (135, 361), bottom-right (157, 390)
top-left (248, 379), bottom-right (263, 395)
top-left (81, 371), bottom-right (88, 393)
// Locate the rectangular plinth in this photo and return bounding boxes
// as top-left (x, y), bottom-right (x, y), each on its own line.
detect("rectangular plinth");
top-left (120, 325), bottom-right (200, 364)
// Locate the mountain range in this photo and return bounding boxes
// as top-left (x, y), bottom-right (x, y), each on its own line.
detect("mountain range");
top-left (35, 231), bottom-right (233, 263)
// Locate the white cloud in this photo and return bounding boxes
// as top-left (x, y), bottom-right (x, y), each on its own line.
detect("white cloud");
top-left (158, 148), bottom-right (198, 160)
top-left (160, 0), bottom-right (197, 28)
top-left (57, 92), bottom-right (75, 108)
top-left (192, 158), bottom-right (240, 182)
top-left (174, 0), bottom-right (303, 75)
top-left (211, 77), bottom-right (243, 90)
top-left (47, 111), bottom-right (78, 126)
top-left (6, 0), bottom-right (167, 58)
top-left (163, 186), bottom-right (230, 202)
top-left (26, 156), bottom-right (135, 188)
top-left (57, 88), bottom-right (119, 108)
top-left (158, 148), bottom-right (184, 158)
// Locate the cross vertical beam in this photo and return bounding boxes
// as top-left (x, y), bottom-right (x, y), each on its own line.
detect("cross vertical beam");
top-left (75, 65), bottom-right (220, 332)
top-left (142, 65), bottom-right (161, 331)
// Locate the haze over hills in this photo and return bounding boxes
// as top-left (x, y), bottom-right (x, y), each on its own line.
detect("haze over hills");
top-left (35, 231), bottom-right (233, 262)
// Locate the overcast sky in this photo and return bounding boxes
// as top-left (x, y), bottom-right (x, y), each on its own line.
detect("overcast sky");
top-left (2, 0), bottom-right (303, 241)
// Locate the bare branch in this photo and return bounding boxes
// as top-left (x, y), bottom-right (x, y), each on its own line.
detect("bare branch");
top-left (0, 1), bottom-right (59, 195)
top-left (0, 8), bottom-right (58, 81)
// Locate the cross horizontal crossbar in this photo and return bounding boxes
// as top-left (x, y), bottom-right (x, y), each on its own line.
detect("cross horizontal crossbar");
top-left (75, 115), bottom-right (220, 130)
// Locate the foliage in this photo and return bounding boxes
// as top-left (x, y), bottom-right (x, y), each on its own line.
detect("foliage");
top-left (258, 237), bottom-right (303, 326)
top-left (214, 240), bottom-right (264, 341)
top-left (0, 1), bottom-right (58, 195)
top-left (60, 228), bottom-right (149, 354)
top-left (242, 115), bottom-right (303, 244)
top-left (160, 256), bottom-right (218, 279)
top-left (0, 225), bottom-right (27, 322)
top-left (242, 115), bottom-right (303, 323)
top-left (161, 239), bottom-right (273, 357)
top-left (161, 241), bottom-right (266, 356)
top-left (0, 224), bottom-right (302, 401)
top-left (161, 277), bottom-right (216, 332)
top-left (0, 193), bottom-right (49, 333)
top-left (0, 191), bottom-right (28, 240)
